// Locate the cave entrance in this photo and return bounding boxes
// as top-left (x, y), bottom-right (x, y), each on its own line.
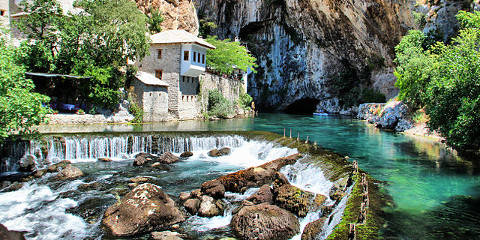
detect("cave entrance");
top-left (284, 98), bottom-right (320, 114)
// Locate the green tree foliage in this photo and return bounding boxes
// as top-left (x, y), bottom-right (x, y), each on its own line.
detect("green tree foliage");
top-left (394, 11), bottom-right (480, 151)
top-left (205, 36), bottom-right (258, 75)
top-left (17, 0), bottom-right (149, 110)
top-left (394, 30), bottom-right (434, 109)
top-left (199, 19), bottom-right (217, 38)
top-left (208, 89), bottom-right (234, 118)
top-left (238, 92), bottom-right (253, 110)
top-left (147, 8), bottom-right (164, 34)
top-left (0, 38), bottom-right (50, 140)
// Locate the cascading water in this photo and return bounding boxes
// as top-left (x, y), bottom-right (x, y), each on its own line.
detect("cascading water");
top-left (0, 135), bottom-right (250, 173)
top-left (0, 133), bottom-right (352, 240)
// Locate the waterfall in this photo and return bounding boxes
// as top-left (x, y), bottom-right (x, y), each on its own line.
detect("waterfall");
top-left (0, 135), bottom-right (250, 172)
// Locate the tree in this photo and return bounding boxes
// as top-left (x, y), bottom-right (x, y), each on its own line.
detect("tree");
top-left (17, 0), bottom-right (150, 110)
top-left (394, 11), bottom-right (480, 151)
top-left (147, 8), bottom-right (164, 34)
top-left (0, 38), bottom-right (50, 140)
top-left (394, 30), bottom-right (434, 109)
top-left (205, 36), bottom-right (257, 75)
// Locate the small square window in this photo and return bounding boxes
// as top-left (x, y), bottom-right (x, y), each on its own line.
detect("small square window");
top-left (184, 51), bottom-right (189, 61)
top-left (0, 10), bottom-right (5, 16)
top-left (155, 70), bottom-right (162, 80)
top-left (157, 49), bottom-right (162, 59)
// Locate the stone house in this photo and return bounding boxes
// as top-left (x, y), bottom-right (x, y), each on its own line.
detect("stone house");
top-left (131, 30), bottom-right (216, 121)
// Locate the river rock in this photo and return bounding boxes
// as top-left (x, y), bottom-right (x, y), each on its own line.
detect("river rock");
top-left (301, 217), bottom-right (327, 240)
top-left (218, 147), bottom-right (231, 156)
top-left (98, 157), bottom-right (112, 162)
top-left (201, 179), bottom-right (225, 198)
top-left (151, 162), bottom-right (170, 170)
top-left (208, 149), bottom-right (220, 157)
top-left (246, 184), bottom-right (273, 204)
top-left (158, 152), bottom-right (180, 164)
top-left (179, 192), bottom-right (191, 201)
top-left (19, 155), bottom-right (36, 172)
top-left (0, 223), bottom-right (26, 240)
top-left (208, 147), bottom-right (232, 157)
top-left (274, 184), bottom-right (315, 217)
top-left (198, 195), bottom-right (223, 217)
top-left (129, 176), bottom-right (152, 183)
top-left (0, 182), bottom-right (24, 192)
top-left (133, 153), bottom-right (155, 166)
top-left (33, 169), bottom-right (47, 178)
top-left (231, 204), bottom-right (300, 240)
top-left (102, 183), bottom-right (185, 236)
top-left (180, 151), bottom-right (193, 158)
top-left (218, 154), bottom-right (301, 193)
top-left (183, 198), bottom-right (201, 215)
top-left (151, 231), bottom-right (184, 240)
top-left (56, 165), bottom-right (84, 180)
top-left (47, 160), bottom-right (71, 173)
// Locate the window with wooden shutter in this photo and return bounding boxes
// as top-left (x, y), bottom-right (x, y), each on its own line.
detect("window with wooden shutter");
top-left (155, 70), bottom-right (162, 80)
top-left (157, 49), bottom-right (162, 59)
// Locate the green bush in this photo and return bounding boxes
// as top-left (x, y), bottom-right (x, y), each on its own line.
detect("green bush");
top-left (128, 100), bottom-right (143, 123)
top-left (238, 93), bottom-right (253, 110)
top-left (207, 89), bottom-right (234, 118)
top-left (394, 11), bottom-right (480, 151)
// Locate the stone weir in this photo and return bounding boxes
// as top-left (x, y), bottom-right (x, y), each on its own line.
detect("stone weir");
top-left (0, 131), bottom-right (389, 240)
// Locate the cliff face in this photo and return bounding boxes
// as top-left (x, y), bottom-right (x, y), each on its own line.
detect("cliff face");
top-left (195, 0), bottom-right (416, 113)
top-left (136, 0), bottom-right (199, 35)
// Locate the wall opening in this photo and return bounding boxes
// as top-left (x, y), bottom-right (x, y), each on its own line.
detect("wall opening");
top-left (284, 98), bottom-right (319, 114)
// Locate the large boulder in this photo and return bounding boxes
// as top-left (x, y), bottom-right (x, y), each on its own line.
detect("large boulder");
top-left (274, 184), bottom-right (315, 217)
top-left (301, 217), bottom-right (327, 240)
top-left (102, 183), bottom-right (185, 236)
top-left (201, 179), bottom-right (225, 198)
top-left (231, 204), bottom-right (300, 240)
top-left (246, 184), bottom-right (273, 204)
top-left (56, 165), bottom-right (84, 180)
top-left (158, 152), bottom-right (179, 164)
top-left (218, 154), bottom-right (301, 193)
top-left (0, 224), bottom-right (26, 240)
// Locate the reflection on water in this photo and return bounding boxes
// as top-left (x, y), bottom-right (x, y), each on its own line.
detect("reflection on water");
top-left (34, 113), bottom-right (480, 239)
top-left (35, 118), bottom-right (255, 134)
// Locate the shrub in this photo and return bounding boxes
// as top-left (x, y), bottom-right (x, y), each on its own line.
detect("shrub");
top-left (207, 89), bottom-right (234, 118)
top-left (128, 99), bottom-right (143, 123)
top-left (238, 93), bottom-right (253, 110)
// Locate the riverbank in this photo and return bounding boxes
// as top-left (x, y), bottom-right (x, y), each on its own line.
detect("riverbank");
top-left (357, 101), bottom-right (444, 143)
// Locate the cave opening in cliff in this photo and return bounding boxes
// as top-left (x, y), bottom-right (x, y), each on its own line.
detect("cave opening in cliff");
top-left (284, 98), bottom-right (320, 114)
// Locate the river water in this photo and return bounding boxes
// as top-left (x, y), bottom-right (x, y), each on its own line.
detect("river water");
top-left (2, 113), bottom-right (480, 239)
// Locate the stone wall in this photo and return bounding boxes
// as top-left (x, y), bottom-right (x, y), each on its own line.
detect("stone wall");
top-left (197, 73), bottom-right (244, 114)
top-left (131, 80), bottom-right (169, 122)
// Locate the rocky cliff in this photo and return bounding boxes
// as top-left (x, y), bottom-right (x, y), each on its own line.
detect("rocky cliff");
top-left (194, 0), bottom-right (477, 113)
top-left (135, 0), bottom-right (199, 35)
